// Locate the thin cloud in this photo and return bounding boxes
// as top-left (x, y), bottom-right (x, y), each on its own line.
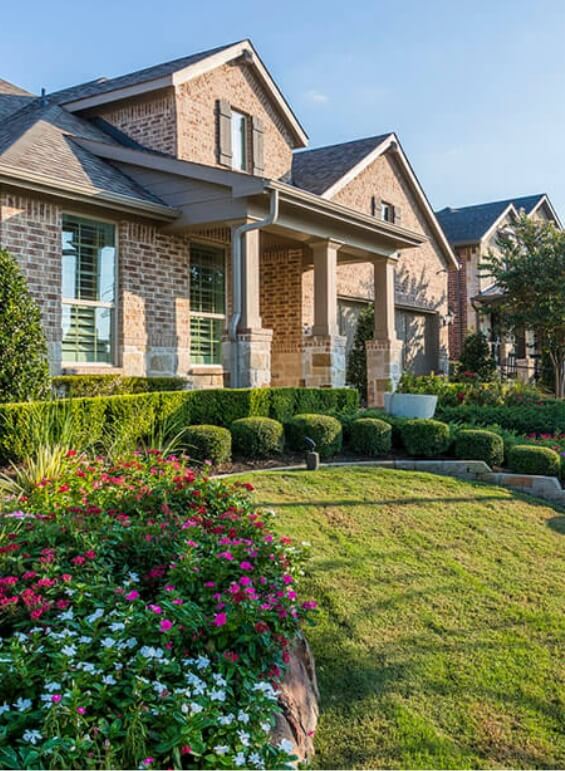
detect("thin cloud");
top-left (304, 89), bottom-right (329, 105)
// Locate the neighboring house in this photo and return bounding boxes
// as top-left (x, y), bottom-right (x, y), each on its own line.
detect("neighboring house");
top-left (436, 194), bottom-right (561, 379)
top-left (0, 40), bottom-right (456, 406)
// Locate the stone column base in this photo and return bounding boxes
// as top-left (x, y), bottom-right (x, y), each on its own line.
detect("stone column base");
top-left (366, 338), bottom-right (403, 407)
top-left (224, 328), bottom-right (273, 388)
top-left (302, 334), bottom-right (346, 388)
top-left (516, 357), bottom-right (535, 384)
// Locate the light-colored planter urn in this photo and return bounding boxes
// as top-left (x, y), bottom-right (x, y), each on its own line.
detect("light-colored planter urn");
top-left (383, 392), bottom-right (438, 419)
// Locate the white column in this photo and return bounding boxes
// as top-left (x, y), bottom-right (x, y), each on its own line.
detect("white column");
top-left (372, 257), bottom-right (397, 340)
top-left (240, 228), bottom-right (262, 330)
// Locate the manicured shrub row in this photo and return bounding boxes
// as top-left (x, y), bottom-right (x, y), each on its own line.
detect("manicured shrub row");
top-left (184, 425), bottom-right (232, 465)
top-left (508, 445), bottom-right (562, 477)
top-left (232, 417), bottom-right (284, 459)
top-left (286, 414), bottom-right (343, 459)
top-left (52, 374), bottom-right (187, 397)
top-left (400, 419), bottom-right (451, 458)
top-left (0, 387), bottom-right (358, 463)
top-left (454, 429), bottom-right (504, 467)
top-left (437, 402), bottom-right (565, 435)
top-left (350, 418), bottom-right (392, 457)
top-left (0, 451), bottom-right (315, 768)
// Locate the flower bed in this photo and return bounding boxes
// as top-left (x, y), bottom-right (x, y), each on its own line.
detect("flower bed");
top-left (0, 451), bottom-right (316, 769)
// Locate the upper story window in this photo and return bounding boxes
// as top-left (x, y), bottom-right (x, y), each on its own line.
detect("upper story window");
top-left (381, 201), bottom-right (395, 223)
top-left (231, 110), bottom-right (248, 172)
top-left (61, 214), bottom-right (116, 364)
top-left (190, 243), bottom-right (226, 365)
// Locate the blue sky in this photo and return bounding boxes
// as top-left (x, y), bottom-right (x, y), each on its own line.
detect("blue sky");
top-left (4, 0), bottom-right (565, 215)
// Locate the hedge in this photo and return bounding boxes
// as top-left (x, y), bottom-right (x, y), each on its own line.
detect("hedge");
top-left (349, 418), bottom-right (392, 457)
top-left (400, 419), bottom-right (451, 457)
top-left (454, 429), bottom-right (504, 467)
top-left (0, 387), bottom-right (358, 463)
top-left (507, 445), bottom-right (561, 477)
top-left (231, 417), bottom-right (284, 458)
top-left (52, 375), bottom-right (187, 398)
top-left (437, 402), bottom-right (565, 435)
top-left (184, 425), bottom-right (232, 465)
top-left (286, 414), bottom-right (343, 458)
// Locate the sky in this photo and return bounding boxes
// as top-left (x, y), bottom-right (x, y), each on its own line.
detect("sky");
top-left (4, 0), bottom-right (565, 216)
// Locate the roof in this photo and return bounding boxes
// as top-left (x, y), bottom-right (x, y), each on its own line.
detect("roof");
top-left (0, 98), bottom-right (173, 213)
top-left (48, 43), bottom-right (235, 105)
top-left (435, 194), bottom-right (548, 245)
top-left (0, 79), bottom-right (35, 122)
top-left (291, 134), bottom-right (392, 195)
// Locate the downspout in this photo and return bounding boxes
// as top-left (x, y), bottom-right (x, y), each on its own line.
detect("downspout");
top-left (228, 188), bottom-right (279, 387)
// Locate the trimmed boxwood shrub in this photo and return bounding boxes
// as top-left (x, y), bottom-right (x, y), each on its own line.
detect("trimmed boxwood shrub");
top-left (350, 418), bottom-right (392, 457)
top-left (184, 424), bottom-right (232, 465)
top-left (454, 429), bottom-right (504, 467)
top-left (269, 387), bottom-right (359, 423)
top-left (437, 402), bottom-right (565, 435)
top-left (231, 416), bottom-right (284, 458)
top-left (286, 413), bottom-right (343, 458)
top-left (52, 375), bottom-right (187, 398)
top-left (400, 418), bottom-right (451, 457)
top-left (508, 445), bottom-right (561, 477)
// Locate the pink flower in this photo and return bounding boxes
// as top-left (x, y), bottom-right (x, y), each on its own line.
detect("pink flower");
top-left (282, 574), bottom-right (293, 585)
top-left (84, 550), bottom-right (96, 560)
top-left (302, 600), bottom-right (318, 610)
top-left (213, 612), bottom-right (227, 627)
top-left (77, 706), bottom-right (87, 715)
top-left (239, 576), bottom-right (252, 586)
top-left (125, 590), bottom-right (139, 601)
top-left (239, 561), bottom-right (253, 571)
top-left (142, 758), bottom-right (154, 767)
top-left (181, 745), bottom-right (192, 756)
top-left (51, 694), bottom-right (62, 704)
top-left (172, 598), bottom-right (184, 605)
top-left (217, 551), bottom-right (234, 561)
top-left (164, 584), bottom-right (176, 592)
top-left (160, 619), bottom-right (173, 632)
top-left (148, 604), bottom-right (162, 614)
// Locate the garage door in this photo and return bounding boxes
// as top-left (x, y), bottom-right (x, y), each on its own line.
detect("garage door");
top-left (395, 309), bottom-right (439, 375)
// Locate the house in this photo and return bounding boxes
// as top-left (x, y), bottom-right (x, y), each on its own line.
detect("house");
top-left (436, 194), bottom-right (561, 378)
top-left (0, 40), bottom-right (457, 406)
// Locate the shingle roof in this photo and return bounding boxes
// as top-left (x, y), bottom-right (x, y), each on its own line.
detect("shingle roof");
top-left (48, 42), bottom-right (239, 104)
top-left (0, 98), bottom-right (169, 208)
top-left (435, 194), bottom-right (546, 245)
top-left (0, 79), bottom-right (35, 122)
top-left (291, 133), bottom-right (392, 195)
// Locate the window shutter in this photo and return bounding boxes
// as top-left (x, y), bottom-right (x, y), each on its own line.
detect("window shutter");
top-left (394, 206), bottom-right (401, 226)
top-left (251, 116), bottom-right (265, 176)
top-left (371, 195), bottom-right (380, 217)
top-left (217, 99), bottom-right (232, 167)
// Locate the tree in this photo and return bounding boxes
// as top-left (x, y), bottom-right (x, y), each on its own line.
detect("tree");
top-left (346, 304), bottom-right (374, 400)
top-left (0, 249), bottom-right (50, 402)
top-left (458, 332), bottom-right (497, 381)
top-left (481, 215), bottom-right (565, 397)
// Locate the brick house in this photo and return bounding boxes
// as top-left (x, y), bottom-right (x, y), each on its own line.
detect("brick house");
top-left (0, 40), bottom-right (457, 405)
top-left (436, 194), bottom-right (560, 378)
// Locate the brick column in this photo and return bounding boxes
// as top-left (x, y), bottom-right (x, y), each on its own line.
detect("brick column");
top-left (303, 240), bottom-right (346, 387)
top-left (366, 257), bottom-right (403, 406)
top-left (229, 226), bottom-right (273, 387)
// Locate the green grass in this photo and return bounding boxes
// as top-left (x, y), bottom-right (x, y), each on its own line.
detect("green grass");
top-left (238, 467), bottom-right (565, 769)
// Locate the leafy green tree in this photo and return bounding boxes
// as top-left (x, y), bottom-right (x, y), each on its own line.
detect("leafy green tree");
top-left (346, 304), bottom-right (374, 400)
top-left (458, 332), bottom-right (497, 381)
top-left (481, 215), bottom-right (565, 397)
top-left (0, 249), bottom-right (50, 402)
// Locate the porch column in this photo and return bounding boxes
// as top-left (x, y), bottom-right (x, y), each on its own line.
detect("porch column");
top-left (225, 224), bottom-right (273, 388)
top-left (366, 257), bottom-right (403, 407)
top-left (303, 239), bottom-right (346, 387)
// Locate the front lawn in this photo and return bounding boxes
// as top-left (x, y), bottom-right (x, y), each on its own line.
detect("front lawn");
top-left (239, 467), bottom-right (565, 769)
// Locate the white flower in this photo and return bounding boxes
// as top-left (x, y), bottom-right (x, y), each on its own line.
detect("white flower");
top-left (260, 720), bottom-right (271, 733)
top-left (79, 635), bottom-right (92, 644)
top-left (86, 609), bottom-right (104, 624)
top-left (14, 632), bottom-right (28, 643)
top-left (126, 637), bottom-right (137, 649)
top-left (238, 710), bottom-right (250, 724)
top-left (195, 655), bottom-right (210, 670)
top-left (253, 681), bottom-right (277, 700)
top-left (61, 645), bottom-right (77, 657)
top-left (209, 688), bottom-right (226, 702)
top-left (110, 622), bottom-right (125, 632)
top-left (213, 673), bottom-right (227, 686)
top-left (59, 609), bottom-right (74, 621)
top-left (22, 729), bottom-right (42, 745)
top-left (77, 662), bottom-right (97, 674)
top-left (218, 713), bottom-right (234, 725)
top-left (237, 730), bottom-right (250, 747)
top-left (0, 702), bottom-right (10, 715)
top-left (249, 752), bottom-right (264, 768)
top-left (279, 738), bottom-right (294, 754)
top-left (233, 752), bottom-right (246, 767)
top-left (45, 682), bottom-right (61, 692)
top-left (101, 638), bottom-right (115, 649)
top-left (190, 702), bottom-right (203, 714)
top-left (214, 745), bottom-right (229, 755)
top-left (29, 627), bottom-right (43, 635)
top-left (115, 663), bottom-right (123, 671)
top-left (102, 675), bottom-right (116, 685)
top-left (14, 698), bottom-right (32, 712)
top-left (139, 646), bottom-right (163, 660)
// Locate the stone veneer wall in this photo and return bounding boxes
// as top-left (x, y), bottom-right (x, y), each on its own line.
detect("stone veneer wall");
top-left (175, 62), bottom-right (294, 180)
top-left (0, 190), bottom-right (62, 371)
top-left (260, 247), bottom-right (304, 386)
top-left (93, 89), bottom-right (178, 156)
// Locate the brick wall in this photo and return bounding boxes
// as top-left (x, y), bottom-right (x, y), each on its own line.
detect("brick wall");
top-left (0, 189), bottom-right (62, 371)
top-left (93, 89), bottom-right (178, 155)
top-left (176, 63), bottom-right (294, 180)
top-left (447, 247), bottom-right (469, 359)
top-left (260, 246), bottom-right (305, 385)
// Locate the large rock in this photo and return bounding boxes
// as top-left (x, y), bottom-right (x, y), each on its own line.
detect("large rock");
top-left (272, 635), bottom-right (319, 762)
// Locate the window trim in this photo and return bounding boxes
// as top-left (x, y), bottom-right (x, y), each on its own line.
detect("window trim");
top-left (230, 108), bottom-right (249, 173)
top-left (381, 201), bottom-right (395, 223)
top-left (61, 212), bottom-right (119, 367)
top-left (189, 240), bottom-right (228, 368)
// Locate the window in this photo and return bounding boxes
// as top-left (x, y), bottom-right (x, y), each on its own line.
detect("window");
top-left (381, 201), bottom-right (395, 223)
top-left (61, 215), bottom-right (116, 364)
top-left (190, 243), bottom-right (226, 365)
top-left (231, 110), bottom-right (248, 172)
